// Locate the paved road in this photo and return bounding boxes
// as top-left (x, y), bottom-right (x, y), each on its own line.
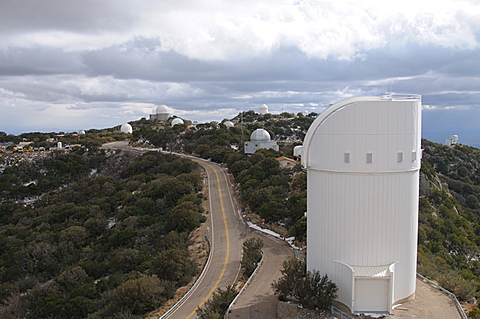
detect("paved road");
top-left (227, 231), bottom-right (294, 319)
top-left (162, 158), bottom-right (243, 319)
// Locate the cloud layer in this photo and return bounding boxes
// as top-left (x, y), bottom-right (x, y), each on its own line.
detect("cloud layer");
top-left (1, 0), bottom-right (479, 145)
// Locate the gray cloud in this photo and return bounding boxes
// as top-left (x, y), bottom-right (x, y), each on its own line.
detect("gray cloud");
top-left (1, 0), bottom-right (480, 145)
top-left (0, 1), bottom-right (136, 35)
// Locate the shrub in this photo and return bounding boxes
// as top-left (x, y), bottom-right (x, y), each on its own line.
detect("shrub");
top-left (272, 258), bottom-right (338, 310)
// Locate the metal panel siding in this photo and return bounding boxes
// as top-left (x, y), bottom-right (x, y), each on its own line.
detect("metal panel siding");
top-left (307, 170), bottom-right (418, 307)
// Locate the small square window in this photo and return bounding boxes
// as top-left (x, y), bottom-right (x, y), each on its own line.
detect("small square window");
top-left (344, 152), bottom-right (350, 163)
top-left (366, 153), bottom-right (373, 163)
top-left (397, 152), bottom-right (403, 163)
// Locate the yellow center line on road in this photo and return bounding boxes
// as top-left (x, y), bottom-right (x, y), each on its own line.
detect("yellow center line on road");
top-left (186, 160), bottom-right (230, 318)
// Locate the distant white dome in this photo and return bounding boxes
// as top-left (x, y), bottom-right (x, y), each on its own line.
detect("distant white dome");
top-left (259, 104), bottom-right (269, 114)
top-left (156, 104), bottom-right (170, 114)
top-left (294, 145), bottom-right (303, 157)
top-left (224, 121), bottom-right (234, 128)
top-left (302, 110), bottom-right (309, 116)
top-left (171, 118), bottom-right (184, 126)
top-left (78, 130), bottom-right (86, 135)
top-left (250, 128), bottom-right (271, 142)
top-left (121, 123), bottom-right (133, 134)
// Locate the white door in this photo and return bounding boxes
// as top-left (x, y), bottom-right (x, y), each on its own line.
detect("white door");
top-left (354, 277), bottom-right (390, 313)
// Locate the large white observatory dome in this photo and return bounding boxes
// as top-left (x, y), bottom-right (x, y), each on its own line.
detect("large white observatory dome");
top-left (150, 104), bottom-right (171, 122)
top-left (250, 128), bottom-right (271, 141)
top-left (156, 104), bottom-right (170, 114)
top-left (259, 104), bottom-right (269, 114)
top-left (302, 94), bottom-right (422, 315)
top-left (244, 128), bottom-right (278, 155)
top-left (120, 123), bottom-right (133, 134)
top-left (171, 118), bottom-right (184, 126)
top-left (223, 121), bottom-right (234, 128)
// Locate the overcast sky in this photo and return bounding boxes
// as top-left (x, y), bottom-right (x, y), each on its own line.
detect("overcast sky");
top-left (1, 0), bottom-right (479, 146)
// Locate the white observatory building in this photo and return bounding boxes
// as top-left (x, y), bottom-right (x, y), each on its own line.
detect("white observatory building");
top-left (171, 118), bottom-right (184, 126)
top-left (301, 95), bottom-right (422, 315)
top-left (120, 123), bottom-right (133, 134)
top-left (244, 128), bottom-right (279, 155)
top-left (223, 120), bottom-right (234, 128)
top-left (150, 104), bottom-right (171, 122)
top-left (259, 104), bottom-right (269, 114)
top-left (446, 135), bottom-right (459, 146)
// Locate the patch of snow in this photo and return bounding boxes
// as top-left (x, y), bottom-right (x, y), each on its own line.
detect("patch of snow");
top-left (108, 217), bottom-right (117, 229)
top-left (23, 180), bottom-right (37, 186)
top-left (246, 221), bottom-right (304, 250)
top-left (361, 314), bottom-right (387, 318)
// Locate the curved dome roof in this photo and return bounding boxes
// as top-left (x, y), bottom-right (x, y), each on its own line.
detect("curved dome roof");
top-left (223, 121), bottom-right (234, 128)
top-left (250, 128), bottom-right (271, 141)
top-left (156, 104), bottom-right (170, 114)
top-left (171, 118), bottom-right (184, 126)
top-left (259, 104), bottom-right (269, 114)
top-left (121, 123), bottom-right (133, 134)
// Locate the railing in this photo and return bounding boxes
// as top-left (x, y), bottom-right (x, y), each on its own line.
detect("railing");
top-left (381, 93), bottom-right (421, 101)
top-left (416, 273), bottom-right (468, 319)
top-left (330, 305), bottom-right (357, 319)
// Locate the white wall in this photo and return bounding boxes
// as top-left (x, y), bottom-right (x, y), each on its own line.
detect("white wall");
top-left (303, 95), bottom-right (421, 310)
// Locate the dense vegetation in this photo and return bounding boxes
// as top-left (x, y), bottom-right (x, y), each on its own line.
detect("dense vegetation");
top-left (0, 130), bottom-right (132, 150)
top-left (417, 139), bottom-right (480, 301)
top-left (196, 286), bottom-right (237, 319)
top-left (240, 237), bottom-right (264, 277)
top-left (0, 150), bottom-right (205, 318)
top-left (0, 148), bottom-right (107, 200)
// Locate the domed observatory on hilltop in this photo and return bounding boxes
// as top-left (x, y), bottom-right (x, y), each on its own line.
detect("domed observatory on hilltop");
top-left (259, 104), bottom-right (269, 114)
top-left (171, 118), bottom-right (184, 126)
top-left (301, 95), bottom-right (422, 315)
top-left (120, 123), bottom-right (133, 134)
top-left (244, 128), bottom-right (279, 155)
top-left (150, 104), bottom-right (171, 122)
top-left (223, 120), bottom-right (234, 128)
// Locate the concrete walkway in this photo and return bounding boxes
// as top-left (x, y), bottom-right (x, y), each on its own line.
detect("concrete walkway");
top-left (390, 277), bottom-right (463, 319)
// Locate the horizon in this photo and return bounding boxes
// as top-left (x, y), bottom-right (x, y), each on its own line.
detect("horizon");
top-left (2, 106), bottom-right (477, 149)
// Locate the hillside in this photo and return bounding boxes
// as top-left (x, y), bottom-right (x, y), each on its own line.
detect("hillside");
top-left (2, 114), bottom-right (480, 316)
top-left (0, 149), bottom-right (206, 318)
top-left (418, 140), bottom-right (480, 302)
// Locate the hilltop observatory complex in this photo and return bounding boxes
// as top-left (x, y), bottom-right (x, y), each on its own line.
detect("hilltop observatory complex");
top-left (301, 95), bottom-right (422, 315)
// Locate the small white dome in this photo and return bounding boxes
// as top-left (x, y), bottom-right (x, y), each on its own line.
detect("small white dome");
top-left (259, 104), bottom-right (269, 114)
top-left (156, 104), bottom-right (170, 114)
top-left (250, 128), bottom-right (271, 142)
top-left (78, 130), bottom-right (86, 135)
top-left (224, 121), bottom-right (234, 128)
top-left (294, 145), bottom-right (303, 157)
top-left (121, 123), bottom-right (133, 134)
top-left (171, 118), bottom-right (184, 126)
